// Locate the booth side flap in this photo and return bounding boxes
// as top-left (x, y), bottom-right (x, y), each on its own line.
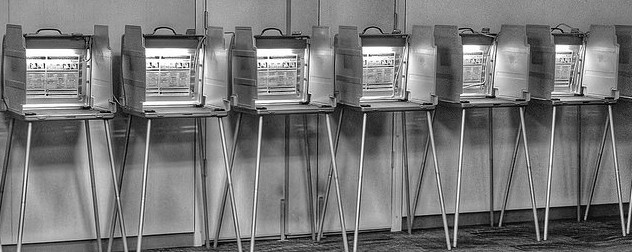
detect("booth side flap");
top-left (91, 25), bottom-right (115, 112)
top-left (616, 25), bottom-right (632, 98)
top-left (334, 26), bottom-right (362, 106)
top-left (407, 25), bottom-right (437, 105)
top-left (494, 25), bottom-right (530, 101)
top-left (309, 26), bottom-right (335, 107)
top-left (122, 25), bottom-right (146, 111)
top-left (526, 24), bottom-right (554, 100)
top-left (204, 26), bottom-right (230, 111)
top-left (583, 25), bottom-right (619, 98)
top-left (434, 25), bottom-right (462, 102)
top-left (3, 24), bottom-right (26, 113)
top-left (231, 26), bottom-right (257, 108)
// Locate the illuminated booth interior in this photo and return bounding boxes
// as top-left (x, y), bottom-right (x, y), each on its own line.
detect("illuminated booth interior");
top-left (120, 25), bottom-right (230, 117)
top-left (231, 26), bottom-right (336, 110)
top-left (3, 24), bottom-right (115, 119)
top-left (526, 24), bottom-right (624, 241)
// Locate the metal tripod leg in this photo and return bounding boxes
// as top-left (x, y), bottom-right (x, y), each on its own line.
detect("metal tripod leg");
top-left (489, 108), bottom-right (494, 227)
top-left (402, 112), bottom-right (412, 234)
top-left (325, 113), bottom-right (350, 252)
top-left (217, 117), bottom-right (243, 251)
top-left (352, 113), bottom-right (368, 252)
top-left (498, 122), bottom-right (521, 227)
top-left (303, 115), bottom-right (317, 240)
top-left (410, 112), bottom-right (434, 227)
top-left (136, 119), bottom-right (152, 251)
top-left (453, 109), bottom-right (466, 247)
top-left (317, 109), bottom-right (344, 241)
top-left (583, 115), bottom-right (609, 221)
top-left (606, 105), bottom-right (626, 236)
top-left (195, 118), bottom-right (211, 249)
top-left (426, 111), bottom-right (451, 250)
top-left (104, 120), bottom-right (129, 252)
top-left (107, 116), bottom-right (132, 252)
top-left (213, 113), bottom-right (242, 247)
top-left (282, 115), bottom-right (290, 241)
top-left (0, 118), bottom-right (15, 252)
top-left (16, 122), bottom-right (33, 252)
top-left (520, 107), bottom-right (541, 241)
top-left (249, 116), bottom-right (264, 252)
top-left (577, 106), bottom-right (582, 222)
top-left (85, 120), bottom-right (103, 252)
top-left (544, 106), bottom-right (557, 240)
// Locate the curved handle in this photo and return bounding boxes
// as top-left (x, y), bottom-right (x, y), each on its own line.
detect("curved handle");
top-left (152, 26), bottom-right (177, 35)
top-left (35, 28), bottom-right (63, 35)
top-left (551, 27), bottom-right (565, 33)
top-left (260, 27), bottom-right (284, 36)
top-left (458, 28), bottom-right (476, 34)
top-left (362, 26), bottom-right (384, 35)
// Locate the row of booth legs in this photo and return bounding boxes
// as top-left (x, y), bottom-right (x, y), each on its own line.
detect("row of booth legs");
top-left (0, 103), bottom-right (630, 251)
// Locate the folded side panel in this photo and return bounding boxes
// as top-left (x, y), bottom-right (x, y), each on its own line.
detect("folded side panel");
top-left (407, 25), bottom-right (437, 105)
top-left (308, 26), bottom-right (336, 107)
top-left (526, 25), bottom-right (555, 100)
top-left (615, 25), bottom-right (632, 99)
top-left (231, 26), bottom-right (257, 109)
top-left (91, 25), bottom-right (115, 112)
top-left (434, 25), bottom-right (462, 103)
top-left (494, 25), bottom-right (530, 101)
top-left (583, 25), bottom-right (619, 99)
top-left (334, 25), bottom-right (362, 107)
top-left (3, 24), bottom-right (26, 114)
top-left (204, 26), bottom-right (230, 111)
top-left (121, 25), bottom-right (146, 111)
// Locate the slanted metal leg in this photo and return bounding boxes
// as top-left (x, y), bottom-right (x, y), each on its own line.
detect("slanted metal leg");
top-left (325, 113), bottom-right (349, 252)
top-left (410, 111), bottom-right (434, 227)
top-left (317, 109), bottom-right (344, 241)
top-left (544, 106), bottom-right (557, 241)
top-left (607, 105), bottom-right (626, 236)
top-left (352, 113), bottom-right (368, 252)
top-left (217, 117), bottom-right (243, 251)
top-left (453, 109), bottom-right (466, 247)
top-left (520, 107), bottom-right (541, 241)
top-left (303, 115), bottom-right (317, 240)
top-left (488, 108), bottom-right (494, 227)
top-left (577, 106), bottom-right (581, 222)
top-left (0, 118), bottom-right (15, 252)
top-left (195, 118), bottom-right (211, 249)
top-left (85, 120), bottom-right (103, 252)
top-left (249, 116), bottom-right (264, 252)
top-left (498, 123), bottom-right (521, 227)
top-left (16, 122), bottom-right (33, 252)
top-left (401, 112), bottom-right (412, 234)
top-left (282, 115), bottom-right (290, 241)
top-left (213, 113), bottom-right (242, 247)
top-left (104, 120), bottom-right (129, 252)
top-left (427, 111), bottom-right (451, 250)
top-left (583, 116), bottom-right (609, 221)
top-left (107, 116), bottom-right (132, 252)
top-left (136, 119), bottom-right (152, 251)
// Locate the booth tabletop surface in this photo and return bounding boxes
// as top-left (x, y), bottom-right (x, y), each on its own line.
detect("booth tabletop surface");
top-left (7, 109), bottom-right (116, 122)
top-left (440, 97), bottom-right (529, 109)
top-left (122, 107), bottom-right (228, 119)
top-left (341, 101), bottom-right (435, 113)
top-left (531, 96), bottom-right (617, 106)
top-left (232, 104), bottom-right (335, 115)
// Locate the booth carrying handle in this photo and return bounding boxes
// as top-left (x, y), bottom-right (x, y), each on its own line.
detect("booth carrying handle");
top-left (35, 28), bottom-right (64, 35)
top-left (260, 27), bottom-right (284, 36)
top-left (152, 26), bottom-right (178, 35)
top-left (362, 26), bottom-right (385, 35)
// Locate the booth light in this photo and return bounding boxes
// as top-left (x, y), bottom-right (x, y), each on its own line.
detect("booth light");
top-left (257, 48), bottom-right (296, 57)
top-left (555, 44), bottom-right (576, 53)
top-left (146, 48), bottom-right (193, 57)
top-left (26, 49), bottom-right (79, 57)
top-left (463, 45), bottom-right (488, 54)
top-left (362, 46), bottom-right (397, 54)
